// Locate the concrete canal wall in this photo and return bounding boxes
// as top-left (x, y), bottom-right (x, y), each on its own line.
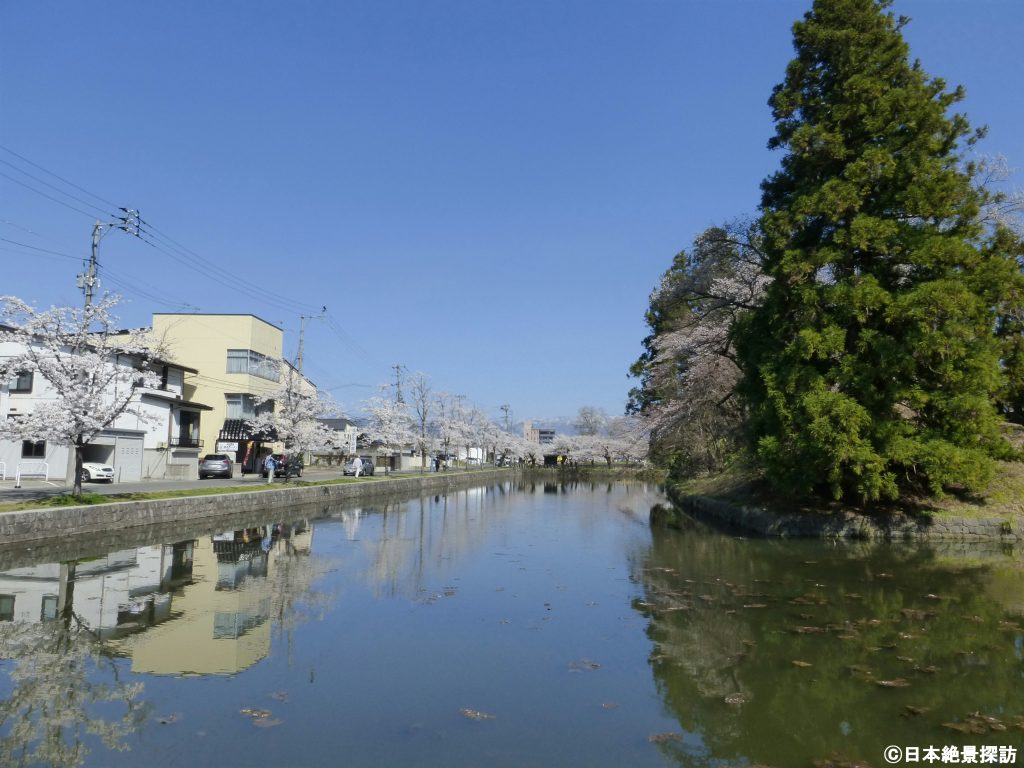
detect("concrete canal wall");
top-left (0, 470), bottom-right (513, 554)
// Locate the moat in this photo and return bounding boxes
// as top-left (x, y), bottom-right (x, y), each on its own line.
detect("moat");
top-left (1, 480), bottom-right (1021, 767)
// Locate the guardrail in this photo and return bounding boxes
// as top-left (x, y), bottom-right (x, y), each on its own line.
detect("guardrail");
top-left (14, 461), bottom-right (49, 488)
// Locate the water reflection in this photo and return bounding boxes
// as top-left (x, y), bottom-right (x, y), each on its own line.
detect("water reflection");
top-left (0, 519), bottom-right (325, 767)
top-left (111, 522), bottom-right (319, 676)
top-left (0, 592), bottom-right (148, 768)
top-left (1, 482), bottom-right (1020, 768)
top-left (636, 519), bottom-right (1024, 766)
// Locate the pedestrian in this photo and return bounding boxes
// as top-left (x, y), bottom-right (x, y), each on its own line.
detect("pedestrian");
top-left (352, 455), bottom-right (363, 478)
top-left (264, 454), bottom-right (276, 484)
top-left (433, 455), bottom-right (440, 473)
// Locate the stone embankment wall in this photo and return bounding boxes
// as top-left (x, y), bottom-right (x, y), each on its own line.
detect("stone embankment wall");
top-left (664, 487), bottom-right (1020, 542)
top-left (0, 470), bottom-right (512, 552)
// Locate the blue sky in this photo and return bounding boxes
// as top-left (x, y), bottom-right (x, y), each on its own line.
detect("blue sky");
top-left (2, 1), bottom-right (1023, 425)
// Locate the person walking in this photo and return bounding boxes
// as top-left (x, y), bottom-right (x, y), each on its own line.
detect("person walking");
top-left (264, 454), bottom-right (276, 484)
top-left (352, 455), bottom-right (363, 478)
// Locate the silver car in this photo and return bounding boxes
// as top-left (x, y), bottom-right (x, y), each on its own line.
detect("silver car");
top-left (199, 454), bottom-right (234, 479)
top-left (343, 457), bottom-right (375, 476)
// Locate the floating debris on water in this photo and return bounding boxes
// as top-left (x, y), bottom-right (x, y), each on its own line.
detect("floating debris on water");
top-left (460, 708), bottom-right (496, 721)
top-left (241, 708), bottom-right (272, 719)
top-left (648, 732), bottom-right (682, 744)
top-left (943, 712), bottom-right (1014, 734)
top-left (241, 707), bottom-right (281, 727)
top-left (569, 659), bottom-right (601, 672)
top-left (874, 678), bottom-right (910, 688)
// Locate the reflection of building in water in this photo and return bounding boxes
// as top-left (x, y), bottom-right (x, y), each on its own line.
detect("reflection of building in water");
top-left (116, 523), bottom-right (312, 675)
top-left (0, 544), bottom-right (193, 632)
top-left (0, 522), bottom-right (313, 675)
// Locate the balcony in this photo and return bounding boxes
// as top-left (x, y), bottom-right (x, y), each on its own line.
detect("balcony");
top-left (169, 437), bottom-right (204, 450)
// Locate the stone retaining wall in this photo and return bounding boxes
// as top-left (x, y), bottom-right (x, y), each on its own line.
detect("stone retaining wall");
top-left (0, 470), bottom-right (512, 552)
top-left (665, 486), bottom-right (1020, 542)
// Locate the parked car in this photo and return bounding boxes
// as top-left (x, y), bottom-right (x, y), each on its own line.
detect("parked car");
top-left (260, 453), bottom-right (303, 478)
top-left (342, 457), bottom-right (375, 476)
top-left (199, 454), bottom-right (234, 479)
top-left (80, 462), bottom-right (114, 483)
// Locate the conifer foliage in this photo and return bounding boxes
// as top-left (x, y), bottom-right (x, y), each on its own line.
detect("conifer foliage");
top-left (735, 0), bottom-right (1024, 502)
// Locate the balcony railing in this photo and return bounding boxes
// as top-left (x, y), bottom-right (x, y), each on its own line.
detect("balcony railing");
top-left (169, 437), bottom-right (204, 450)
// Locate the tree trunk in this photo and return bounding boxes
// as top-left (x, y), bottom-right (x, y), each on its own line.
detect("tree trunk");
top-left (73, 442), bottom-right (84, 496)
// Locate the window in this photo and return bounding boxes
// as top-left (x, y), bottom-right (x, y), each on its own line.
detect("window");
top-left (226, 349), bottom-right (248, 374)
top-left (226, 349), bottom-right (279, 382)
top-left (41, 595), bottom-right (58, 621)
top-left (225, 394), bottom-right (257, 420)
top-left (22, 440), bottom-right (45, 459)
top-left (0, 595), bottom-right (14, 622)
top-left (178, 411), bottom-right (200, 445)
top-left (9, 371), bottom-right (33, 393)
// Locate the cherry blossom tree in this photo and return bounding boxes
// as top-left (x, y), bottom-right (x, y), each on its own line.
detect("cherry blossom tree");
top-left (407, 371), bottom-right (434, 472)
top-left (0, 295), bottom-right (166, 496)
top-left (631, 222), bottom-right (767, 475)
top-left (362, 387), bottom-right (414, 474)
top-left (247, 362), bottom-right (342, 478)
top-left (574, 406), bottom-right (607, 436)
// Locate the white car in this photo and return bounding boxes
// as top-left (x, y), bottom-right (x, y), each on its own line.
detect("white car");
top-left (80, 462), bottom-right (115, 483)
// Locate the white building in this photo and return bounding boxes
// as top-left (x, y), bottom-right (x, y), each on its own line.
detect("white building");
top-left (0, 336), bottom-right (211, 483)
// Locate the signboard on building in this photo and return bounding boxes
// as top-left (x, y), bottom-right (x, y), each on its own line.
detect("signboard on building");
top-left (216, 441), bottom-right (239, 453)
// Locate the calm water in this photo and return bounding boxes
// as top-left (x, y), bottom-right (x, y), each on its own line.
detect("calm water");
top-left (0, 481), bottom-right (1022, 767)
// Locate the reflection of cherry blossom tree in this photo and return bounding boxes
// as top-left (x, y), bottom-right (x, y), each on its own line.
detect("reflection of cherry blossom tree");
top-left (0, 295), bottom-right (166, 496)
top-left (0, 617), bottom-right (149, 768)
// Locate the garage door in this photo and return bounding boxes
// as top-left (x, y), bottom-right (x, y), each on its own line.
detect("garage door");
top-left (114, 435), bottom-right (144, 482)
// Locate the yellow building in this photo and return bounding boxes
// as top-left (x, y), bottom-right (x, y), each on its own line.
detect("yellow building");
top-left (150, 314), bottom-right (287, 471)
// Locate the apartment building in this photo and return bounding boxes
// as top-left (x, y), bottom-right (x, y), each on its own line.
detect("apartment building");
top-left (150, 313), bottom-right (300, 472)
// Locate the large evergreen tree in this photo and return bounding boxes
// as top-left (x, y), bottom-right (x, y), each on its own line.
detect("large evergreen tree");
top-left (736, 0), bottom-right (1024, 502)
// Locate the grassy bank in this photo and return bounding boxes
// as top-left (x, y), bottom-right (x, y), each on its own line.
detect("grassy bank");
top-left (0, 470), bottom-right (509, 515)
top-left (672, 458), bottom-right (1024, 524)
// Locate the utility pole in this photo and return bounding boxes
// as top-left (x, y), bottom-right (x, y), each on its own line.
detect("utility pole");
top-left (393, 364), bottom-right (405, 404)
top-left (500, 404), bottom-right (511, 432)
top-left (78, 209), bottom-right (139, 308)
top-left (296, 306), bottom-right (327, 374)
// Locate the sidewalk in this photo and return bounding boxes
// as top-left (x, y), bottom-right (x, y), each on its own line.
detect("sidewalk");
top-left (0, 466), bottom-right (443, 506)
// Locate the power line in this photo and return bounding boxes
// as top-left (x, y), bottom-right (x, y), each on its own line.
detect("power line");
top-left (324, 313), bottom-right (389, 370)
top-left (138, 220), bottom-right (314, 308)
top-left (0, 237), bottom-right (81, 261)
top-left (100, 271), bottom-right (191, 310)
top-left (0, 157), bottom-right (113, 218)
top-left (0, 144), bottom-right (120, 210)
top-left (133, 230), bottom-right (320, 316)
top-left (0, 170), bottom-right (102, 219)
